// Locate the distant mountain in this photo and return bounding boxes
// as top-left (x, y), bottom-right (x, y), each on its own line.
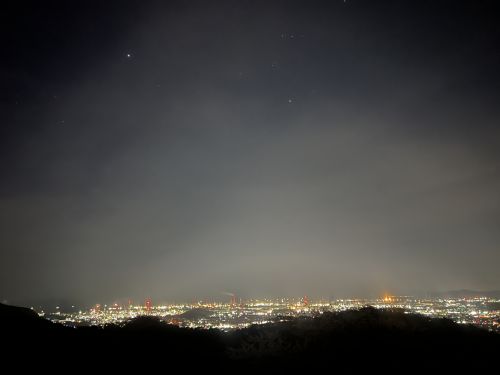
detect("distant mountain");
top-left (178, 307), bottom-right (213, 320)
top-left (1, 303), bottom-right (498, 371)
top-left (429, 290), bottom-right (500, 298)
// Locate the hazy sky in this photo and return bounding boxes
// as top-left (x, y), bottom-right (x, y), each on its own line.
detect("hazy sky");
top-left (2, 0), bottom-right (500, 306)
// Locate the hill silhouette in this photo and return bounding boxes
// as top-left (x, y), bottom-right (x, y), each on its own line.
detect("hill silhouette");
top-left (1, 303), bottom-right (497, 371)
top-left (177, 307), bottom-right (213, 320)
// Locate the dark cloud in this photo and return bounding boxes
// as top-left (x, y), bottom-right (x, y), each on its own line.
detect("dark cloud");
top-left (1, 1), bottom-right (500, 306)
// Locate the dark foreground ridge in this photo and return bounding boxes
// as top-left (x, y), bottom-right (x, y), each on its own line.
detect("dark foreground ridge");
top-left (1, 303), bottom-right (498, 371)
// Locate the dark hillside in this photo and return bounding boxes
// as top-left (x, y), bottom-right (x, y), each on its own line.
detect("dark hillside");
top-left (1, 303), bottom-right (497, 371)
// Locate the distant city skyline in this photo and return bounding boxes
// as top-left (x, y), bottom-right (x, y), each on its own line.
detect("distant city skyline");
top-left (38, 294), bottom-right (500, 332)
top-left (7, 289), bottom-right (500, 313)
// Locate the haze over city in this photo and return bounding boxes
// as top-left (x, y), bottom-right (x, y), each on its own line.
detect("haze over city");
top-left (2, 0), bottom-right (500, 308)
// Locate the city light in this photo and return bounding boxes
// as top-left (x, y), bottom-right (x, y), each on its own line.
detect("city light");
top-left (41, 295), bottom-right (500, 332)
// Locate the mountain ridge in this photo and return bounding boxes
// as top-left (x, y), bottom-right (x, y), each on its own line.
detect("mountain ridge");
top-left (1, 302), bottom-right (498, 371)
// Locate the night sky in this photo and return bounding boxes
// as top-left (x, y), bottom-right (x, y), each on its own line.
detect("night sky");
top-left (2, 0), bottom-right (500, 306)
